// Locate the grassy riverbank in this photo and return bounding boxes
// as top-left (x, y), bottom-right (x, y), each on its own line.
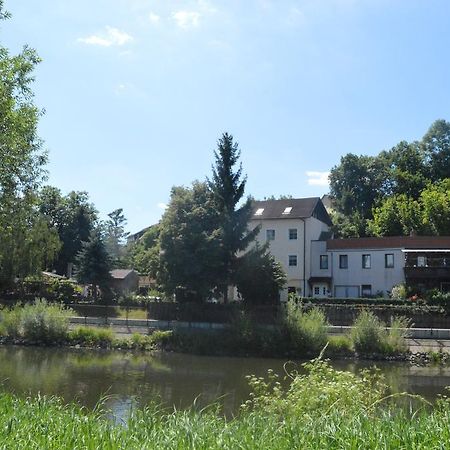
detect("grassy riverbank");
top-left (0, 299), bottom-right (420, 360)
top-left (0, 356), bottom-right (448, 449)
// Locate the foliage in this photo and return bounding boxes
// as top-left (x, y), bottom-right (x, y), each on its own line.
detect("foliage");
top-left (38, 187), bottom-right (98, 276)
top-left (330, 119), bottom-right (450, 237)
top-left (0, 10), bottom-right (62, 288)
top-left (349, 310), bottom-right (410, 355)
top-left (209, 133), bottom-right (260, 302)
top-left (281, 302), bottom-right (329, 354)
top-left (0, 299), bottom-right (71, 342)
top-left (68, 326), bottom-right (114, 346)
top-left (125, 224), bottom-right (160, 276)
top-left (369, 179), bottom-right (450, 236)
top-left (104, 208), bottom-right (129, 267)
top-left (390, 283), bottom-right (407, 300)
top-left (158, 182), bottom-right (222, 302)
top-left (235, 246), bottom-right (286, 305)
top-left (75, 228), bottom-right (112, 301)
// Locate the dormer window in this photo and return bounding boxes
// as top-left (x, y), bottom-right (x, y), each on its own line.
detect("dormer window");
top-left (282, 207), bottom-right (292, 215)
top-left (255, 208), bottom-right (264, 216)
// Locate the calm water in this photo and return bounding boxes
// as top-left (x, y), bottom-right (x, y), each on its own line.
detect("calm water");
top-left (0, 346), bottom-right (449, 419)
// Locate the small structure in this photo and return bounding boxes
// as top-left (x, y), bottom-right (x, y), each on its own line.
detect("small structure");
top-left (110, 269), bottom-right (139, 294)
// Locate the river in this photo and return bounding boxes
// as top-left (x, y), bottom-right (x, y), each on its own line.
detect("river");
top-left (0, 346), bottom-right (449, 419)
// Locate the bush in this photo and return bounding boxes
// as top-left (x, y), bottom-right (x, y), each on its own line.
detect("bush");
top-left (68, 327), bottom-right (114, 346)
top-left (350, 310), bottom-right (410, 355)
top-left (0, 299), bottom-right (72, 342)
top-left (282, 302), bottom-right (328, 354)
top-left (390, 284), bottom-right (407, 300)
top-left (326, 335), bottom-right (353, 356)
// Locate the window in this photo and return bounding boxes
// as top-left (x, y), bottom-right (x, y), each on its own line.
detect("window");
top-left (289, 228), bottom-right (297, 240)
top-left (266, 229), bottom-right (275, 241)
top-left (282, 206), bottom-right (292, 215)
top-left (385, 253), bottom-right (394, 268)
top-left (417, 256), bottom-right (427, 267)
top-left (322, 287), bottom-right (327, 296)
top-left (320, 255), bottom-right (329, 269)
top-left (362, 254), bottom-right (371, 269)
top-left (287, 286), bottom-right (297, 295)
top-left (289, 255), bottom-right (297, 266)
top-left (255, 208), bottom-right (264, 216)
top-left (314, 286), bottom-right (320, 295)
top-left (361, 284), bottom-right (372, 297)
top-left (339, 254), bottom-right (348, 269)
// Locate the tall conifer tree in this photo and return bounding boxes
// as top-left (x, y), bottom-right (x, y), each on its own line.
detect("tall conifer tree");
top-left (209, 133), bottom-right (259, 302)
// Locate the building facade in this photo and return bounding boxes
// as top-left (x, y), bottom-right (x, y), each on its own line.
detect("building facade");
top-left (248, 197), bottom-right (332, 301)
top-left (244, 198), bottom-right (450, 299)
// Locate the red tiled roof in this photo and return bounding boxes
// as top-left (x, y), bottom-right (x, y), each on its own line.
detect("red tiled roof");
top-left (327, 236), bottom-right (450, 250)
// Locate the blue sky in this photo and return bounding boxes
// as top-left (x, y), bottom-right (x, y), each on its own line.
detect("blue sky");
top-left (3, 0), bottom-right (450, 233)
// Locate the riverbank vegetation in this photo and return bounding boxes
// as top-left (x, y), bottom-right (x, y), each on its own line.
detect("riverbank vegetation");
top-left (0, 300), bottom-right (409, 359)
top-left (0, 356), bottom-right (448, 449)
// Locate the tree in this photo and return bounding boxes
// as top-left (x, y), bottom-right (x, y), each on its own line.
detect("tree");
top-left (38, 187), bottom-right (98, 276)
top-left (235, 246), bottom-right (286, 305)
top-left (329, 154), bottom-right (390, 224)
top-left (421, 179), bottom-right (450, 235)
top-left (158, 182), bottom-right (222, 302)
top-left (368, 195), bottom-right (424, 237)
top-left (75, 228), bottom-right (112, 301)
top-left (0, 3), bottom-right (53, 288)
top-left (209, 133), bottom-right (259, 302)
top-left (422, 119), bottom-right (450, 181)
top-left (105, 208), bottom-right (129, 267)
top-left (125, 224), bottom-right (160, 276)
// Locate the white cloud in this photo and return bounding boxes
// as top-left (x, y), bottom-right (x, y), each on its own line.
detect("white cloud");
top-left (172, 10), bottom-right (201, 29)
top-left (78, 26), bottom-right (133, 47)
top-left (306, 171), bottom-right (330, 186)
top-left (149, 12), bottom-right (161, 24)
top-left (157, 202), bottom-right (168, 210)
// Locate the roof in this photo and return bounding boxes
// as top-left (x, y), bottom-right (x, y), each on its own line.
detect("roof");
top-left (327, 236), bottom-right (450, 251)
top-left (110, 269), bottom-right (137, 280)
top-left (251, 197), bottom-right (332, 226)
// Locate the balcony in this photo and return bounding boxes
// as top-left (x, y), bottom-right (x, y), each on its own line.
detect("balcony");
top-left (404, 255), bottom-right (450, 280)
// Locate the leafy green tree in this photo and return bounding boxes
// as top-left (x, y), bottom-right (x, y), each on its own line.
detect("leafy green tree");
top-left (422, 119), bottom-right (450, 181)
top-left (381, 141), bottom-right (429, 199)
top-left (105, 208), bottom-right (129, 267)
top-left (209, 133), bottom-right (259, 302)
top-left (158, 182), bottom-right (222, 302)
top-left (368, 195), bottom-right (424, 237)
top-left (235, 246), bottom-right (286, 305)
top-left (38, 187), bottom-right (98, 276)
top-left (421, 179), bottom-right (450, 235)
top-left (329, 154), bottom-right (390, 224)
top-left (0, 3), bottom-right (55, 288)
top-left (125, 224), bottom-right (160, 276)
top-left (75, 228), bottom-right (112, 301)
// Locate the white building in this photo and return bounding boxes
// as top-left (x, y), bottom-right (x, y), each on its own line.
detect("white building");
top-left (249, 197), bottom-right (332, 301)
top-left (311, 236), bottom-right (450, 298)
top-left (244, 198), bottom-right (450, 300)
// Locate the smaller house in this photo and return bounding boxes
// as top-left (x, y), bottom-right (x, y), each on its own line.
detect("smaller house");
top-left (110, 269), bottom-right (139, 294)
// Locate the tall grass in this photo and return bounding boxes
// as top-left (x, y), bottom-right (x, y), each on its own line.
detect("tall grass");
top-left (350, 310), bottom-right (410, 355)
top-left (0, 299), bottom-right (71, 342)
top-left (282, 302), bottom-right (329, 354)
top-left (0, 358), bottom-right (447, 449)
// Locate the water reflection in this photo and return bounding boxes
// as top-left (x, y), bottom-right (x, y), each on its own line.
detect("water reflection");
top-left (1, 346), bottom-right (450, 418)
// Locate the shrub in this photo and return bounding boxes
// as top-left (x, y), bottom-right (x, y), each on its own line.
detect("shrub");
top-left (390, 284), bottom-right (407, 300)
top-left (0, 299), bottom-right (72, 342)
top-left (282, 302), bottom-right (328, 354)
top-left (350, 310), bottom-right (410, 355)
top-left (349, 310), bottom-right (386, 354)
top-left (326, 335), bottom-right (353, 356)
top-left (68, 327), bottom-right (114, 346)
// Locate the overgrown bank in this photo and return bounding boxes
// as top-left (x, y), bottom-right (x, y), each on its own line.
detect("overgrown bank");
top-left (0, 356), bottom-right (449, 449)
top-left (0, 300), bottom-right (415, 360)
